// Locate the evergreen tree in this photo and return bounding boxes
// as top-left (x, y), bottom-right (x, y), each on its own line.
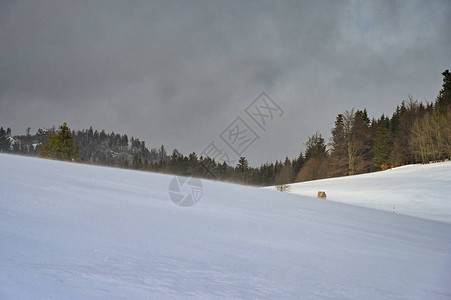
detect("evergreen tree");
top-left (187, 152), bottom-right (199, 175)
top-left (0, 127), bottom-right (8, 152)
top-left (158, 145), bottom-right (168, 166)
top-left (218, 161), bottom-right (228, 176)
top-left (435, 70), bottom-right (451, 112)
top-left (132, 154), bottom-right (143, 169)
top-left (275, 157), bottom-right (294, 186)
top-left (236, 157), bottom-right (249, 173)
top-left (292, 152), bottom-right (305, 180)
top-left (39, 122), bottom-right (79, 161)
top-left (329, 109), bottom-right (372, 176)
top-left (373, 125), bottom-right (392, 168)
top-left (298, 133), bottom-right (329, 181)
top-left (121, 134), bottom-right (129, 149)
top-left (353, 110), bottom-right (373, 173)
top-left (305, 132), bottom-right (327, 161)
top-left (390, 97), bottom-right (421, 165)
top-left (329, 114), bottom-right (348, 176)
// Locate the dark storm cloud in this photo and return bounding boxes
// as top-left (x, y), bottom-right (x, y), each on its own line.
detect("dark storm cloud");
top-left (1, 0), bottom-right (450, 164)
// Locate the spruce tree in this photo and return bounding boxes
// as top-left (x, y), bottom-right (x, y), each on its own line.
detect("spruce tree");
top-left (373, 125), bottom-right (392, 169)
top-left (329, 114), bottom-right (348, 176)
top-left (435, 70), bottom-right (451, 113)
top-left (237, 157), bottom-right (249, 173)
top-left (305, 132), bottom-right (327, 161)
top-left (292, 152), bottom-right (305, 178)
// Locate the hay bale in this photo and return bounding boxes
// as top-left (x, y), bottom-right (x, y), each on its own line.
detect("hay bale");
top-left (317, 191), bottom-right (327, 199)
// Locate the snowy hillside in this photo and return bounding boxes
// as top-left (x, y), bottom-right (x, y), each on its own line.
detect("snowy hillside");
top-left (273, 162), bottom-right (451, 224)
top-left (1, 154), bottom-right (450, 299)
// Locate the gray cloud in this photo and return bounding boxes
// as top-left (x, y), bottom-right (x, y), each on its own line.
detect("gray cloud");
top-left (1, 0), bottom-right (450, 164)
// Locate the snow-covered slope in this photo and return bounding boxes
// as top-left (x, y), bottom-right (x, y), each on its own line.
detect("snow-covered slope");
top-left (1, 154), bottom-right (450, 299)
top-left (273, 162), bottom-right (451, 224)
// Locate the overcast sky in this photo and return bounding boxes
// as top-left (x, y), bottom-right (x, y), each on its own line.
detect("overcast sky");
top-left (1, 0), bottom-right (450, 165)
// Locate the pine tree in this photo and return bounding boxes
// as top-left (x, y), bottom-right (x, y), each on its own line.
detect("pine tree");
top-left (39, 122), bottom-right (79, 161)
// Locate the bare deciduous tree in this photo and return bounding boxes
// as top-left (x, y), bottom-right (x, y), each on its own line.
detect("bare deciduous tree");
top-left (411, 108), bottom-right (451, 163)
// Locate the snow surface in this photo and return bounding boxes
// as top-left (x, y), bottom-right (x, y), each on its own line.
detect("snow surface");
top-left (1, 154), bottom-right (450, 299)
top-left (271, 162), bottom-right (451, 224)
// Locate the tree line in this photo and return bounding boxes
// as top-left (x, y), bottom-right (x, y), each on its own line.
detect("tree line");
top-left (1, 70), bottom-right (450, 187)
top-left (296, 70), bottom-right (450, 183)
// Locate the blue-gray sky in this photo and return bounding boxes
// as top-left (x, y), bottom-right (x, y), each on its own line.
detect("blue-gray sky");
top-left (1, 0), bottom-right (450, 165)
